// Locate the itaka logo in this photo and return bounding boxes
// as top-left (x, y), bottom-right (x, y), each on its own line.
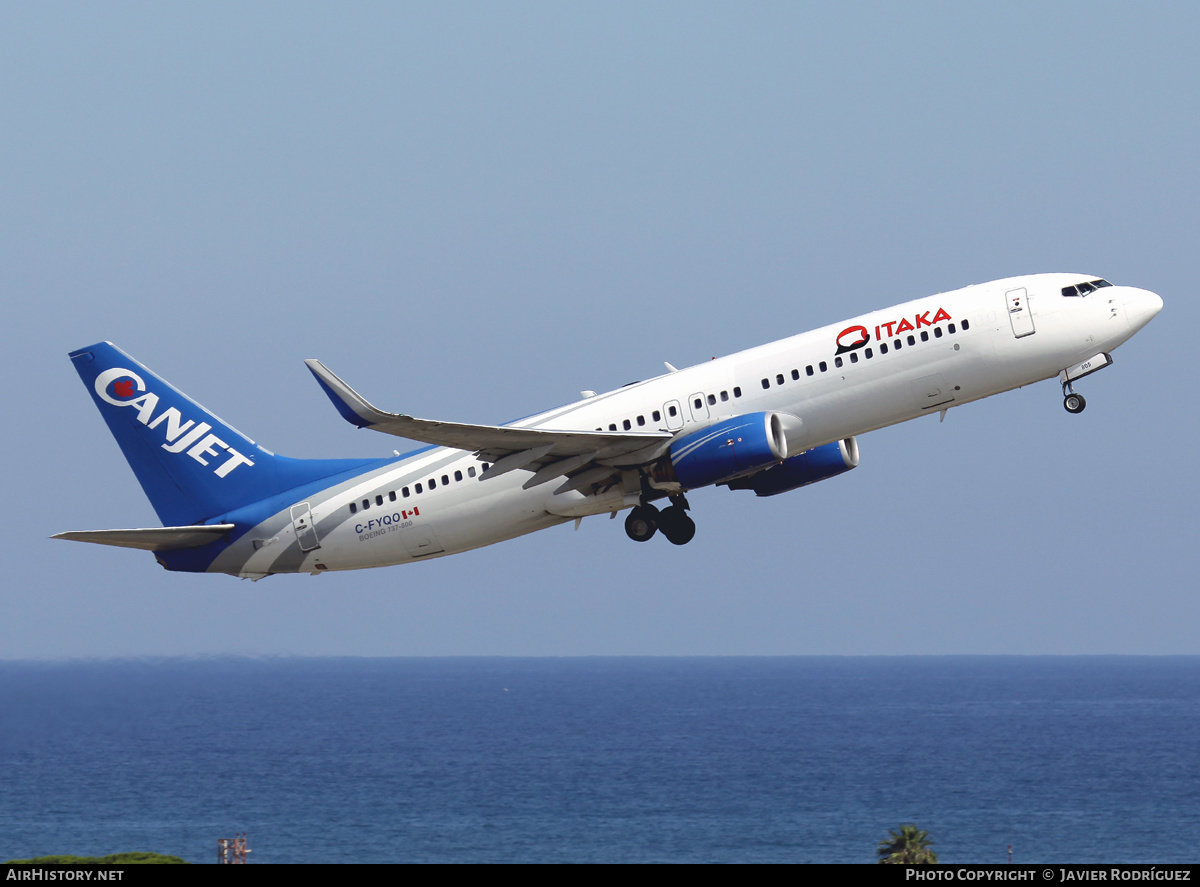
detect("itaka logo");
top-left (835, 325), bottom-right (870, 355)
top-left (94, 367), bottom-right (255, 479)
top-left (833, 308), bottom-right (955, 352)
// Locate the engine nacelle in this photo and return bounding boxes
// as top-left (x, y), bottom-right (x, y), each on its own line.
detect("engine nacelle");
top-left (727, 437), bottom-right (860, 497)
top-left (664, 412), bottom-right (789, 490)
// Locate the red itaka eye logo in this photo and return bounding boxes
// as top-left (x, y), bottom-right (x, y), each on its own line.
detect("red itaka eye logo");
top-left (834, 325), bottom-right (870, 355)
top-left (111, 379), bottom-right (136, 399)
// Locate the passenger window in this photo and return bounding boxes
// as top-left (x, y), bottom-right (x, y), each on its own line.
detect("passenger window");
top-left (403, 486), bottom-right (411, 497)
top-left (349, 502), bottom-right (357, 514)
top-left (894, 339), bottom-right (902, 350)
top-left (376, 495), bottom-right (383, 506)
top-left (623, 419), bottom-right (631, 430)
top-left (482, 464), bottom-right (489, 472)
top-left (790, 369), bottom-right (799, 381)
top-left (428, 478), bottom-right (436, 490)
top-left (948, 323), bottom-right (956, 334)
top-left (707, 394), bottom-right (716, 406)
top-left (907, 335), bottom-right (916, 346)
top-left (880, 342), bottom-right (888, 354)
top-left (441, 475), bottom-right (449, 485)
top-left (733, 387), bottom-right (742, 397)
top-left (806, 365), bottom-right (814, 376)
top-left (776, 374), bottom-right (784, 386)
top-left (720, 391), bottom-right (728, 402)
top-left (934, 327), bottom-right (943, 338)
top-left (819, 361), bottom-right (828, 372)
top-left (415, 483), bottom-right (422, 494)
top-left (761, 378), bottom-right (770, 390)
top-left (865, 347), bottom-right (873, 358)
top-left (362, 499), bottom-right (370, 510)
top-left (389, 491), bottom-right (396, 502)
top-left (962, 319), bottom-right (970, 331)
top-left (669, 405), bottom-right (678, 417)
top-left (637, 415), bottom-right (645, 426)
top-left (652, 410), bottom-right (661, 421)
top-left (609, 423), bottom-right (617, 431)
top-left (455, 470), bottom-right (462, 481)
top-left (849, 352), bottom-right (858, 364)
top-left (835, 356), bottom-right (843, 368)
top-left (920, 331), bottom-right (929, 342)
top-left (693, 398), bottom-right (702, 409)
top-left (468, 466), bottom-right (476, 478)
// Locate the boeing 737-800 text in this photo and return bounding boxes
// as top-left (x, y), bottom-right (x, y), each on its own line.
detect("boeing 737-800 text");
top-left (54, 273), bottom-right (1162, 579)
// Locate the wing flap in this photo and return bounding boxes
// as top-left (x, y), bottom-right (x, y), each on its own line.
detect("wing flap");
top-left (51, 524), bottom-right (236, 551)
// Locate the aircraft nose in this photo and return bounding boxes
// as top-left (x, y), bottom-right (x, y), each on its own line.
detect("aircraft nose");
top-left (1124, 288), bottom-right (1164, 332)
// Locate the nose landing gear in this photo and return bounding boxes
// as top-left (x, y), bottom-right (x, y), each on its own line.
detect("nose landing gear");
top-left (1062, 378), bottom-right (1087, 414)
top-left (1059, 353), bottom-right (1113, 414)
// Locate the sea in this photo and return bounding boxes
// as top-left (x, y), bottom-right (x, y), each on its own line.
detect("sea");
top-left (1, 657), bottom-right (1197, 864)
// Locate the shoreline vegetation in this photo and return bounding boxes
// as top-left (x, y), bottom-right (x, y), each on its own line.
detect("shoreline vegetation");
top-left (6, 853), bottom-right (189, 865)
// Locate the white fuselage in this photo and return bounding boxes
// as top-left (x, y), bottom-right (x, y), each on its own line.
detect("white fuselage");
top-left (212, 273), bottom-right (1161, 578)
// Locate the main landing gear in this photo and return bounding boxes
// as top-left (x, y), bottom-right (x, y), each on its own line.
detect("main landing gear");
top-left (1062, 379), bottom-right (1087, 414)
top-left (624, 494), bottom-right (696, 545)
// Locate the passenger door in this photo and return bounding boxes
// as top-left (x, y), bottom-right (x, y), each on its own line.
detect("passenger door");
top-left (1006, 288), bottom-right (1036, 338)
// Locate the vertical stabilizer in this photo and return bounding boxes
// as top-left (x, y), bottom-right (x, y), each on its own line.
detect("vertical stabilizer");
top-left (70, 342), bottom-right (384, 526)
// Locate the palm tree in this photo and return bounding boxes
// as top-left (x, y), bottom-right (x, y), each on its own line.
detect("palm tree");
top-left (877, 824), bottom-right (938, 864)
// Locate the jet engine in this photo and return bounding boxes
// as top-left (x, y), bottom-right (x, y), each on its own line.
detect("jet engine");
top-left (655, 412), bottom-right (789, 490)
top-left (726, 437), bottom-right (860, 496)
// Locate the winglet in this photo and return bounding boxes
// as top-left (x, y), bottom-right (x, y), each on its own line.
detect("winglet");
top-left (304, 359), bottom-right (391, 429)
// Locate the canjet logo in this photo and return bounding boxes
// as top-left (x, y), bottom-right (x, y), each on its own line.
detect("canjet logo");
top-left (94, 367), bottom-right (255, 479)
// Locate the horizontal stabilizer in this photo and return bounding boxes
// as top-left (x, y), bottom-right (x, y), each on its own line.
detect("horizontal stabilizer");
top-left (51, 524), bottom-right (236, 552)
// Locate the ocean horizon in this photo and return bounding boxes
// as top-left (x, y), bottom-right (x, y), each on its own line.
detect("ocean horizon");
top-left (2, 656), bottom-right (1197, 863)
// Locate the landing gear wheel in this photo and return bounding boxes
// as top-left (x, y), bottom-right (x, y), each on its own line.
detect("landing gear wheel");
top-left (1064, 393), bottom-right (1087, 414)
top-left (624, 504), bottom-right (659, 542)
top-left (657, 504), bottom-right (696, 546)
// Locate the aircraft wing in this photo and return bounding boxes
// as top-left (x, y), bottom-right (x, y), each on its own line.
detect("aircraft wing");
top-left (305, 360), bottom-right (673, 483)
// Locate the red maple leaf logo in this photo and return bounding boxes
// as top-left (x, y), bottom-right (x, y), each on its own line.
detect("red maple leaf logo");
top-left (112, 380), bottom-right (135, 399)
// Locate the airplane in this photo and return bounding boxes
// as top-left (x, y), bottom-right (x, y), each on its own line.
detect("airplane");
top-left (53, 273), bottom-right (1162, 579)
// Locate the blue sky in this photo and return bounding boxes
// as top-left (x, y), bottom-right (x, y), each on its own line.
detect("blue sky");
top-left (3, 2), bottom-right (1196, 657)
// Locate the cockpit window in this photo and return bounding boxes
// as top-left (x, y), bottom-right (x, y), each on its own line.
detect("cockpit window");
top-left (1062, 279), bottom-right (1112, 297)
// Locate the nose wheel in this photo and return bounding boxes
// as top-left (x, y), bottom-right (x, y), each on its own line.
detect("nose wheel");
top-left (1062, 379), bottom-right (1087, 414)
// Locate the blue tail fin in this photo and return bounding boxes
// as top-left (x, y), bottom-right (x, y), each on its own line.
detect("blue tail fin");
top-left (70, 342), bottom-right (384, 526)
